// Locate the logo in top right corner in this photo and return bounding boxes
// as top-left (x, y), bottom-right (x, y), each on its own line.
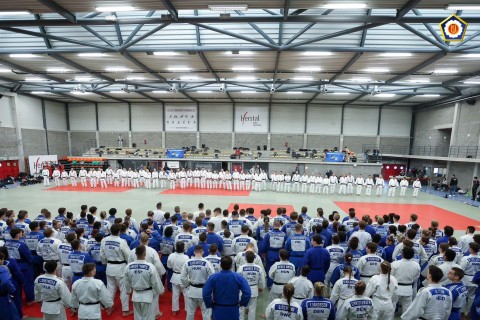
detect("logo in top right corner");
top-left (439, 14), bottom-right (468, 42)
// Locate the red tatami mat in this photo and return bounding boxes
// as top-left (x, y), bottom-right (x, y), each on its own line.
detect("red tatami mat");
top-left (227, 203), bottom-right (296, 217)
top-left (22, 289), bottom-right (203, 320)
top-left (334, 202), bottom-right (479, 230)
top-left (45, 186), bottom-right (133, 192)
top-left (161, 187), bottom-right (251, 196)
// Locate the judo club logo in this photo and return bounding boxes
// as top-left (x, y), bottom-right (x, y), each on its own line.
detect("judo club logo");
top-left (439, 14), bottom-right (468, 42)
top-left (240, 112), bottom-right (261, 126)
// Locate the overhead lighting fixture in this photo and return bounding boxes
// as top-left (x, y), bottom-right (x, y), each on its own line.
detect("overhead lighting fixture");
top-left (197, 90), bottom-right (213, 93)
top-left (167, 67), bottom-right (191, 72)
top-left (463, 81), bottom-right (480, 84)
top-left (78, 53), bottom-right (107, 57)
top-left (152, 90), bottom-right (168, 93)
top-left (446, 5), bottom-right (480, 10)
top-left (47, 67), bottom-right (70, 72)
top-left (110, 91), bottom-right (126, 94)
top-left (71, 91), bottom-right (90, 95)
top-left (331, 92), bottom-right (351, 95)
top-left (209, 4), bottom-right (248, 11)
top-left (303, 52), bottom-right (332, 56)
top-left (323, 3), bottom-right (367, 9)
top-left (464, 54), bottom-right (480, 58)
top-left (105, 67), bottom-right (129, 72)
top-left (364, 68), bottom-right (390, 73)
top-left (287, 91), bottom-right (303, 94)
top-left (96, 6), bottom-right (136, 12)
top-left (351, 77), bottom-right (371, 82)
top-left (381, 52), bottom-right (412, 57)
top-left (293, 76), bottom-right (314, 81)
top-left (75, 76), bottom-right (95, 82)
top-left (297, 67), bottom-right (322, 72)
top-left (31, 91), bottom-right (53, 95)
top-left (180, 75), bottom-right (200, 80)
top-left (0, 11), bottom-right (31, 15)
top-left (24, 77), bottom-right (47, 82)
top-left (241, 91), bottom-right (258, 93)
top-left (407, 79), bottom-right (430, 83)
top-left (0, 68), bottom-right (10, 73)
top-left (434, 69), bottom-right (458, 74)
top-left (236, 76), bottom-right (256, 81)
top-left (375, 93), bottom-right (396, 97)
top-left (232, 66), bottom-right (254, 71)
top-left (126, 76), bottom-right (145, 80)
top-left (420, 94), bottom-right (440, 97)
top-left (152, 52), bottom-right (179, 56)
top-left (225, 51), bottom-right (254, 55)
top-left (105, 15), bottom-right (117, 21)
top-left (10, 54), bottom-right (36, 58)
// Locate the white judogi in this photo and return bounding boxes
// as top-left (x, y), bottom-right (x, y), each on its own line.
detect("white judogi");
top-left (330, 276), bottom-right (358, 320)
top-left (61, 171), bottom-right (68, 186)
top-left (34, 273), bottom-right (72, 320)
top-left (181, 257), bottom-right (215, 320)
top-left (79, 169), bottom-right (87, 188)
top-left (309, 175), bottom-right (316, 193)
top-left (53, 169), bottom-right (61, 186)
top-left (365, 274), bottom-right (398, 320)
top-left (412, 180), bottom-right (421, 197)
top-left (99, 171), bottom-right (107, 189)
top-left (284, 175), bottom-right (292, 193)
top-left (355, 176), bottom-right (364, 195)
top-left (399, 179), bottom-right (409, 197)
top-left (265, 298), bottom-right (302, 320)
top-left (268, 260), bottom-right (295, 301)
top-left (105, 167), bottom-right (113, 185)
top-left (100, 235), bottom-right (131, 312)
top-left (124, 260), bottom-right (164, 320)
top-left (42, 168), bottom-right (51, 186)
top-left (343, 295), bottom-right (376, 320)
top-left (322, 177), bottom-right (330, 195)
top-left (69, 170), bottom-right (77, 187)
top-left (234, 251), bottom-right (264, 271)
top-left (58, 242), bottom-right (73, 286)
top-left (330, 175), bottom-right (338, 194)
top-left (338, 176), bottom-right (347, 195)
top-left (151, 170), bottom-right (159, 189)
top-left (288, 275), bottom-right (314, 304)
top-left (346, 175), bottom-right (354, 194)
top-left (237, 262), bottom-right (266, 320)
top-left (364, 178), bottom-right (374, 196)
top-left (357, 253), bottom-right (383, 283)
top-left (233, 235), bottom-right (258, 255)
top-left (300, 174), bottom-right (309, 194)
top-left (388, 178), bottom-right (398, 197)
top-left (167, 252), bottom-right (189, 312)
top-left (391, 258), bottom-right (420, 314)
top-left (71, 276), bottom-right (113, 320)
top-left (292, 173), bottom-right (300, 193)
top-left (349, 230), bottom-right (372, 251)
top-left (375, 177), bottom-right (384, 196)
top-left (401, 284), bottom-right (452, 320)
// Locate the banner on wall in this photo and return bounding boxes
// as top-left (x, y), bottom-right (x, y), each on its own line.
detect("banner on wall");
top-left (165, 106), bottom-right (197, 131)
top-left (234, 106), bottom-right (268, 132)
top-left (28, 155), bottom-right (58, 175)
top-left (166, 149), bottom-right (185, 158)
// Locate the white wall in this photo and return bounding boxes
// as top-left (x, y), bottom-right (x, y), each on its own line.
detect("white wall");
top-left (45, 101), bottom-right (67, 131)
top-left (199, 103), bottom-right (233, 132)
top-left (131, 103), bottom-right (163, 132)
top-left (380, 107), bottom-right (412, 137)
top-left (0, 96), bottom-right (14, 127)
top-left (16, 95), bottom-right (43, 129)
top-left (69, 103), bottom-right (96, 131)
top-left (98, 103), bottom-right (129, 131)
top-left (270, 104), bottom-right (305, 133)
top-left (234, 103), bottom-right (269, 133)
top-left (306, 104), bottom-right (342, 134)
top-left (343, 106), bottom-right (379, 136)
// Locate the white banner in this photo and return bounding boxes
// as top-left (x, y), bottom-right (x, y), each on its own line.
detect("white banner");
top-left (165, 106), bottom-right (197, 131)
top-left (28, 155), bottom-right (58, 175)
top-left (234, 106), bottom-right (268, 133)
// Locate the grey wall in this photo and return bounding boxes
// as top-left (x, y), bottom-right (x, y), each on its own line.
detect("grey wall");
top-left (70, 132), bottom-right (96, 155)
top-left (448, 162), bottom-right (475, 190)
top-left (200, 133), bottom-right (232, 150)
top-left (235, 133), bottom-right (268, 150)
top-left (0, 127), bottom-right (18, 157)
top-left (453, 100), bottom-right (480, 147)
top-left (99, 132), bottom-right (129, 147)
top-left (307, 135), bottom-right (341, 150)
top-left (131, 132), bottom-right (163, 148)
top-left (380, 137), bottom-right (410, 148)
top-left (21, 129), bottom-right (47, 157)
top-left (165, 132), bottom-right (196, 148)
top-left (343, 136), bottom-right (377, 153)
top-left (271, 134), bottom-right (303, 150)
top-left (47, 131), bottom-right (68, 156)
top-left (413, 106), bottom-right (454, 147)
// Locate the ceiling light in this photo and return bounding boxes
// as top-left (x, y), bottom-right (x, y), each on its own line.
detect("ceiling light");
top-left (232, 66), bottom-right (254, 71)
top-left (105, 15), bottom-right (117, 21)
top-left (407, 79), bottom-right (430, 83)
top-left (31, 91), bottom-right (53, 94)
top-left (197, 90), bottom-right (213, 93)
top-left (323, 3), bottom-right (367, 9)
top-left (71, 91), bottom-right (90, 95)
top-left (75, 76), bottom-right (95, 81)
top-left (126, 76), bottom-right (145, 80)
top-left (236, 76), bottom-right (256, 81)
top-left (381, 52), bottom-right (412, 57)
top-left (297, 67), bottom-right (322, 72)
top-left (0, 68), bottom-right (10, 73)
top-left (331, 92), bottom-right (351, 95)
top-left (375, 93), bottom-right (396, 97)
top-left (0, 11), bottom-right (31, 15)
top-left (167, 67), bottom-right (191, 72)
top-left (24, 77), bottom-right (47, 81)
top-left (434, 69), bottom-right (458, 74)
top-left (351, 77), bottom-right (371, 82)
top-left (209, 4), bottom-right (248, 11)
top-left (446, 5), bottom-right (480, 10)
top-left (420, 94), bottom-right (440, 97)
top-left (105, 67), bottom-right (129, 72)
top-left (287, 91), bottom-right (303, 94)
top-left (180, 75), bottom-right (200, 80)
top-left (241, 91), bottom-right (258, 93)
top-left (152, 90), bottom-right (168, 93)
top-left (110, 91), bottom-right (126, 94)
top-left (10, 54), bottom-right (36, 58)
top-left (463, 81), bottom-right (480, 84)
top-left (464, 54), bottom-right (480, 58)
top-left (47, 67), bottom-right (70, 72)
top-left (303, 52), bottom-right (332, 56)
top-left (96, 6), bottom-right (136, 12)
top-left (78, 53), bottom-right (107, 57)
top-left (364, 68), bottom-right (390, 73)
top-left (153, 52), bottom-right (179, 56)
top-left (293, 76), bottom-right (314, 81)
top-left (225, 51), bottom-right (254, 55)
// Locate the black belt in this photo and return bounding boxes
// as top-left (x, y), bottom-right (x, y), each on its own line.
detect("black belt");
top-left (420, 318), bottom-right (427, 320)
top-left (190, 283), bottom-right (205, 288)
top-left (45, 260), bottom-right (58, 263)
top-left (80, 301), bottom-right (100, 305)
top-left (173, 271), bottom-right (181, 274)
top-left (73, 272), bottom-right (83, 277)
top-left (293, 296), bottom-right (305, 300)
top-left (273, 281), bottom-right (286, 286)
top-left (62, 263), bottom-right (70, 266)
top-left (361, 275), bottom-right (374, 278)
top-left (46, 297), bottom-right (62, 302)
top-left (249, 284), bottom-right (257, 287)
top-left (398, 282), bottom-right (414, 286)
top-left (135, 287), bottom-right (152, 292)
top-left (108, 260), bottom-right (127, 264)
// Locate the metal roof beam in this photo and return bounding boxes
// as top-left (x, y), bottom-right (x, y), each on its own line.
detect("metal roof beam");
top-left (121, 52), bottom-right (168, 82)
top-left (398, 22), bottom-right (449, 52)
top-left (36, 0), bottom-right (76, 23)
top-left (56, 91), bottom-right (96, 103)
top-left (48, 53), bottom-right (115, 82)
top-left (359, 10), bottom-right (372, 47)
top-left (0, 58), bottom-right (64, 82)
top-left (160, 0), bottom-right (178, 21)
top-left (284, 23), bottom-right (385, 49)
top-left (195, 23), bottom-right (279, 50)
top-left (124, 11), bottom-right (156, 44)
top-left (329, 52), bottom-right (362, 82)
top-left (137, 91), bottom-right (164, 103)
top-left (385, 51), bottom-right (447, 84)
top-left (345, 93), bottom-right (368, 105)
top-left (283, 0), bottom-right (291, 20)
top-left (442, 68), bottom-right (480, 86)
top-left (81, 12), bottom-right (101, 19)
top-left (234, 11), bottom-right (277, 46)
top-left (82, 26), bottom-right (116, 47)
top-left (453, 31), bottom-right (480, 49)
top-left (120, 23), bottom-right (170, 50)
top-left (114, 21), bottom-right (123, 45)
top-left (34, 14), bottom-right (52, 49)
top-left (411, 9), bottom-right (447, 48)
top-left (95, 91), bottom-right (129, 103)
top-left (397, 0), bottom-right (422, 19)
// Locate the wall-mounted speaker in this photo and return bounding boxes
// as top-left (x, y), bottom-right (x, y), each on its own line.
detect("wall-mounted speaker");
top-left (466, 98), bottom-right (476, 106)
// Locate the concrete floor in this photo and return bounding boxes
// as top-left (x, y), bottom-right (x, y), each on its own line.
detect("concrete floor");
top-left (1, 183), bottom-right (479, 319)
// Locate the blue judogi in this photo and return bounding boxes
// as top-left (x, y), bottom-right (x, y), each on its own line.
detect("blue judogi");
top-left (186, 242), bottom-right (211, 258)
top-left (303, 246), bottom-right (331, 284)
top-left (24, 231), bottom-right (45, 278)
top-left (285, 234), bottom-right (311, 274)
top-left (330, 263), bottom-right (361, 286)
top-left (445, 282), bottom-right (467, 320)
top-left (260, 229), bottom-right (288, 287)
top-left (206, 232), bottom-right (224, 253)
top-left (282, 220), bottom-right (299, 238)
top-left (0, 266), bottom-right (20, 320)
top-left (88, 243), bottom-right (106, 285)
top-left (68, 250), bottom-right (96, 283)
top-left (3, 258), bottom-right (24, 318)
top-left (301, 296), bottom-right (336, 320)
top-left (203, 270), bottom-right (251, 320)
top-left (5, 239), bottom-right (34, 302)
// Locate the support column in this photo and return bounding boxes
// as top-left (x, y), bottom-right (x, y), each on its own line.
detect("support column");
top-left (162, 131), bottom-right (166, 149)
top-left (95, 131), bottom-right (100, 148)
top-left (232, 132), bottom-right (235, 149)
top-left (128, 131), bottom-right (133, 148)
top-left (449, 103), bottom-right (461, 152)
top-left (67, 131), bottom-right (72, 156)
top-left (339, 134), bottom-right (344, 151)
top-left (303, 133), bottom-right (308, 149)
top-left (267, 132), bottom-right (271, 150)
top-left (10, 94), bottom-right (25, 171)
top-left (41, 99), bottom-right (49, 155)
top-left (196, 131), bottom-right (200, 149)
